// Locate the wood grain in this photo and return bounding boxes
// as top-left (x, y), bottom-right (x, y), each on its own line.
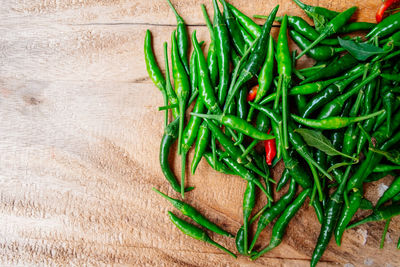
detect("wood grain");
top-left (0, 0), bottom-right (399, 266)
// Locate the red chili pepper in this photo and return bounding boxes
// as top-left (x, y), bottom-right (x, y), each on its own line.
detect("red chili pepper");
top-left (247, 85), bottom-right (258, 101)
top-left (264, 129), bottom-right (276, 165)
top-left (376, 0), bottom-right (400, 22)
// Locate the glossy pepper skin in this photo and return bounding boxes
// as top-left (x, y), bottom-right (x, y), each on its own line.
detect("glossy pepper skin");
top-left (168, 211), bottom-right (237, 258)
top-left (311, 167), bottom-right (351, 267)
top-left (212, 0), bottom-right (231, 105)
top-left (190, 122), bottom-right (210, 174)
top-left (160, 117), bottom-right (194, 194)
top-left (251, 188), bottom-right (311, 259)
top-left (201, 5), bottom-right (218, 88)
top-left (220, 0), bottom-right (246, 56)
top-left (163, 42), bottom-right (180, 120)
top-left (375, 177), bottom-right (400, 209)
top-left (203, 152), bottom-right (236, 175)
top-left (376, 0), bottom-right (400, 22)
top-left (367, 12), bottom-right (400, 39)
top-left (166, 0), bottom-right (189, 74)
top-left (224, 5), bottom-right (279, 111)
top-left (265, 129), bottom-right (276, 166)
top-left (145, 31), bottom-right (168, 127)
top-left (227, 2), bottom-right (262, 38)
top-left (242, 181), bottom-right (256, 254)
top-left (153, 188), bottom-right (233, 237)
top-left (236, 87), bottom-right (248, 145)
top-left (301, 53), bottom-right (359, 84)
top-left (276, 168), bottom-right (291, 192)
top-left (289, 30), bottom-right (344, 61)
top-left (347, 204), bottom-right (400, 229)
top-left (292, 0), bottom-right (339, 20)
top-left (249, 178), bottom-right (297, 252)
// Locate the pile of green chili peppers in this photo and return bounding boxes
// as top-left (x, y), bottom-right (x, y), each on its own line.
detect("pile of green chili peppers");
top-left (145, 0), bottom-right (400, 265)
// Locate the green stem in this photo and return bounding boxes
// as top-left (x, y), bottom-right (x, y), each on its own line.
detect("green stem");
top-left (307, 160), bottom-right (323, 202)
top-left (380, 219), bottom-right (391, 249)
top-left (296, 32), bottom-right (328, 59)
top-left (241, 140), bottom-right (258, 158)
top-left (207, 239), bottom-right (237, 258)
top-left (177, 101), bottom-right (186, 155)
top-left (181, 152), bottom-right (186, 198)
top-left (159, 103), bottom-right (179, 111)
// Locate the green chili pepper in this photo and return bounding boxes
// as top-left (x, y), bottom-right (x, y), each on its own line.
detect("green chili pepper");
top-left (235, 87), bottom-right (248, 145)
top-left (145, 30), bottom-right (169, 127)
top-left (310, 166), bottom-right (352, 267)
top-left (241, 112), bottom-right (271, 159)
top-left (375, 177), bottom-right (400, 209)
top-left (224, 5), bottom-right (279, 111)
top-left (317, 70), bottom-right (381, 119)
top-left (347, 203), bottom-right (400, 229)
top-left (373, 164), bottom-right (400, 172)
top-left (247, 35), bottom-right (275, 121)
top-left (249, 178), bottom-right (297, 252)
top-left (236, 204), bottom-right (269, 255)
top-left (153, 188), bottom-right (233, 237)
top-left (382, 90), bottom-right (396, 135)
top-left (217, 151), bottom-right (272, 200)
top-left (227, 2), bottom-right (261, 38)
top-left (160, 117), bottom-right (194, 193)
top-left (292, 110), bottom-right (384, 130)
top-left (380, 219), bottom-right (391, 249)
top-left (335, 189), bottom-right (362, 246)
top-left (292, 0), bottom-right (339, 20)
top-left (191, 122), bottom-right (210, 174)
top-left (163, 42), bottom-right (179, 120)
top-left (203, 152), bottom-right (236, 175)
top-left (212, 0), bottom-right (230, 105)
top-left (339, 22), bottom-right (376, 33)
top-left (301, 65), bottom-right (364, 118)
top-left (243, 181), bottom-right (256, 254)
top-left (289, 30), bottom-right (344, 61)
top-left (251, 188), bottom-right (311, 259)
top-left (189, 48), bottom-right (199, 102)
top-left (370, 148), bottom-right (400, 165)
top-left (276, 15), bottom-right (291, 149)
top-left (367, 12), bottom-right (400, 39)
top-left (191, 113), bottom-right (275, 141)
top-left (168, 211), bottom-right (236, 258)
top-left (296, 6), bottom-right (357, 60)
top-left (238, 23), bottom-right (255, 46)
top-left (301, 53), bottom-right (359, 84)
top-left (166, 0), bottom-right (189, 74)
top-left (276, 169), bottom-right (291, 192)
top-left (373, 102), bottom-right (400, 131)
top-left (220, 0), bottom-right (246, 56)
top-left (180, 97), bottom-right (205, 197)
top-left (171, 31), bottom-right (190, 156)
top-left (295, 95), bottom-right (308, 116)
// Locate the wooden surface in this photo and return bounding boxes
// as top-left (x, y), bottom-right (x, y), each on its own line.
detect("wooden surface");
top-left (1, 0), bottom-right (399, 266)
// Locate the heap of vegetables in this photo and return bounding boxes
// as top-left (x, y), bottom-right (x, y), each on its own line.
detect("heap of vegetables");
top-left (145, 0), bottom-right (400, 265)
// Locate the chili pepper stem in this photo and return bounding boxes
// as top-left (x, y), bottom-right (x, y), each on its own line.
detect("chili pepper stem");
top-left (207, 238), bottom-right (237, 258)
top-left (307, 160), bottom-right (323, 202)
top-left (282, 76), bottom-right (290, 149)
top-left (177, 101), bottom-right (186, 155)
top-left (159, 103), bottom-right (179, 111)
top-left (241, 140), bottom-right (258, 158)
top-left (181, 152), bottom-right (186, 198)
top-left (296, 32), bottom-right (328, 60)
top-left (380, 219), bottom-right (391, 249)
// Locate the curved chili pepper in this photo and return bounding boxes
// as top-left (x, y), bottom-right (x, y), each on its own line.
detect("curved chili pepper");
top-left (224, 5), bottom-right (279, 111)
top-left (154, 188), bottom-right (233, 237)
top-left (203, 152), bottom-right (236, 175)
top-left (227, 2), bottom-right (261, 38)
top-left (289, 30), bottom-right (344, 61)
top-left (163, 42), bottom-right (179, 120)
top-left (382, 90), bottom-right (396, 135)
top-left (191, 113), bottom-right (275, 141)
top-left (249, 178), bottom-right (297, 252)
top-left (339, 22), bottom-right (376, 33)
top-left (294, 95), bottom-right (308, 116)
top-left (335, 189), bottom-right (362, 246)
top-left (189, 48), bottom-right (199, 102)
top-left (247, 35), bottom-right (275, 121)
top-left (236, 87), bottom-right (248, 145)
top-left (166, 0), bottom-right (189, 74)
top-left (241, 112), bottom-right (271, 159)
top-left (276, 168), bottom-right (291, 192)
top-left (310, 166), bottom-right (352, 267)
top-left (347, 203), bottom-right (400, 229)
top-left (317, 69), bottom-right (380, 119)
top-left (292, 110), bottom-right (384, 130)
top-left (296, 6), bottom-right (357, 59)
top-left (242, 181), bottom-right (256, 254)
top-left (301, 53), bottom-right (359, 84)
top-left (220, 0), bottom-right (246, 56)
top-left (367, 11), bottom-right (400, 39)
top-left (370, 148), bottom-right (400, 165)
top-left (376, 0), bottom-right (400, 23)
top-left (373, 164), bottom-right (400, 172)
top-left (160, 117), bottom-right (194, 193)
top-left (145, 30), bottom-right (169, 127)
top-left (168, 211), bottom-right (237, 258)
top-left (212, 0), bottom-right (230, 105)
top-left (200, 6), bottom-right (218, 89)
top-left (190, 122), bottom-right (210, 174)
top-left (375, 177), bottom-right (400, 209)
top-left (251, 188), bottom-right (311, 259)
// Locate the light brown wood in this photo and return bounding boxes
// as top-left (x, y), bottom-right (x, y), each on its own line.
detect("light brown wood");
top-left (1, 0), bottom-right (399, 266)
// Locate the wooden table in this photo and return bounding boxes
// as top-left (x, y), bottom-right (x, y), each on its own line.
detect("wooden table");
top-left (1, 0), bottom-right (399, 266)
